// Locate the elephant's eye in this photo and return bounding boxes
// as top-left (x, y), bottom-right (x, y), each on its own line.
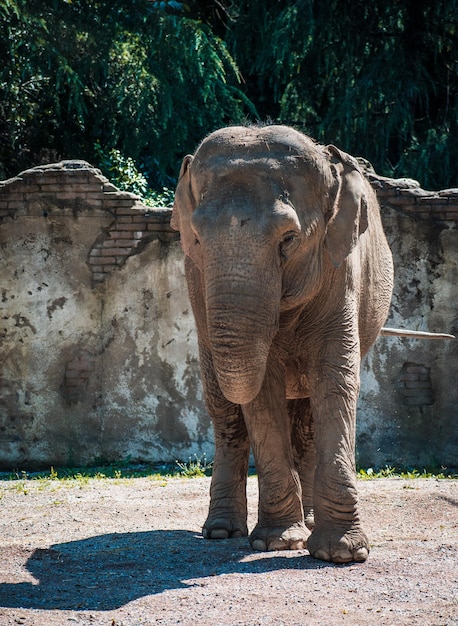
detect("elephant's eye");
top-left (283, 233), bottom-right (296, 245)
top-left (279, 231), bottom-right (299, 260)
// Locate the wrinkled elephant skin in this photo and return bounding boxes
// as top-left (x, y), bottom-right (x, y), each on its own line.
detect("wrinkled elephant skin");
top-left (172, 125), bottom-right (394, 563)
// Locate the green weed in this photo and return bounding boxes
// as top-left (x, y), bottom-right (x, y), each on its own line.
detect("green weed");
top-left (0, 461), bottom-right (184, 487)
top-left (357, 466), bottom-right (456, 480)
top-left (176, 454), bottom-right (213, 478)
top-left (1, 461), bottom-right (454, 490)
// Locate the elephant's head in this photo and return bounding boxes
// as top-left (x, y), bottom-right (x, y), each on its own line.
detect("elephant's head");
top-left (172, 125), bottom-right (369, 404)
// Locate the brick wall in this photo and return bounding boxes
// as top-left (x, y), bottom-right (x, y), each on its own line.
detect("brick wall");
top-left (0, 160), bottom-right (178, 285)
top-left (63, 349), bottom-right (97, 405)
top-left (89, 207), bottom-right (175, 283)
top-left (1, 159), bottom-right (456, 265)
top-left (365, 169), bottom-right (458, 222)
top-left (0, 160), bottom-right (205, 469)
top-left (397, 362), bottom-right (435, 407)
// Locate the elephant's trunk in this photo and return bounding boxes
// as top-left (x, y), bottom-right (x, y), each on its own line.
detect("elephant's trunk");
top-left (205, 269), bottom-right (280, 405)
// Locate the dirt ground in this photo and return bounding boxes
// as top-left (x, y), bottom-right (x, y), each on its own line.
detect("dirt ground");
top-left (0, 475), bottom-right (456, 626)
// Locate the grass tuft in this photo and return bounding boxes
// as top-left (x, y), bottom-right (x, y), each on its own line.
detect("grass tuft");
top-left (175, 454), bottom-right (213, 478)
top-left (357, 465), bottom-right (457, 480)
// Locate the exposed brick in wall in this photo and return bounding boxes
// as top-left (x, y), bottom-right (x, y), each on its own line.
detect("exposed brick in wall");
top-left (1, 160), bottom-right (456, 284)
top-left (366, 170), bottom-right (458, 223)
top-left (89, 206), bottom-right (175, 283)
top-left (0, 160), bottom-right (178, 285)
top-left (1, 161), bottom-right (456, 238)
top-left (62, 350), bottom-right (96, 405)
top-left (0, 159), bottom-right (455, 295)
top-left (397, 362), bottom-right (435, 407)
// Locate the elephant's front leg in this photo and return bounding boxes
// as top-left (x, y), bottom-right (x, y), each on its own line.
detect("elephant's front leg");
top-left (200, 344), bottom-right (250, 539)
top-left (307, 349), bottom-right (369, 563)
top-left (242, 365), bottom-right (308, 551)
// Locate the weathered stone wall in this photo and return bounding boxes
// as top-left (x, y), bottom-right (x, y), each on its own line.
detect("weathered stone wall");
top-left (0, 161), bottom-right (456, 469)
top-left (357, 172), bottom-right (458, 468)
top-left (0, 161), bottom-right (210, 469)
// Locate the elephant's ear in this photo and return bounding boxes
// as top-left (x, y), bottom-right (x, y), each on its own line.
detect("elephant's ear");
top-left (171, 154), bottom-right (195, 256)
top-left (324, 145), bottom-right (369, 268)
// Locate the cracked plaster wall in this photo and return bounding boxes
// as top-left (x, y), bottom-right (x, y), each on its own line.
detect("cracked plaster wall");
top-left (0, 161), bottom-right (457, 468)
top-left (0, 161), bottom-right (209, 468)
top-left (357, 171), bottom-right (458, 468)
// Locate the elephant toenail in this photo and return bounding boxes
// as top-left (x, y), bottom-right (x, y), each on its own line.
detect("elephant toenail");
top-left (268, 539), bottom-right (288, 551)
top-left (211, 529), bottom-right (230, 539)
top-left (354, 547), bottom-right (369, 561)
top-left (252, 539), bottom-right (267, 551)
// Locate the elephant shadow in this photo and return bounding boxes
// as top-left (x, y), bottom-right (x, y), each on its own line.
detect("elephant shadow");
top-left (0, 530), bottom-right (336, 611)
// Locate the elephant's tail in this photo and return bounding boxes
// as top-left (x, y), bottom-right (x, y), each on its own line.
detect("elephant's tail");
top-left (380, 327), bottom-right (455, 340)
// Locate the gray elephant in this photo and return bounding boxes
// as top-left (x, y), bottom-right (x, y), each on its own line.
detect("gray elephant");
top-left (171, 125), bottom-right (394, 563)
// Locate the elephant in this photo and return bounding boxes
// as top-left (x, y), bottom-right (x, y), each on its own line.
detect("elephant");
top-left (171, 124), bottom-right (394, 563)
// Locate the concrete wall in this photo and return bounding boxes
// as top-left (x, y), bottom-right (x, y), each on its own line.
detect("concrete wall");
top-left (0, 161), bottom-right (211, 469)
top-left (357, 172), bottom-right (458, 469)
top-left (0, 161), bottom-right (456, 469)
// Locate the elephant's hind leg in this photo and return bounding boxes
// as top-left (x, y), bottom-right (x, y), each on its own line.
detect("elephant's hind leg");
top-left (288, 397), bottom-right (316, 530)
top-left (242, 365), bottom-right (308, 552)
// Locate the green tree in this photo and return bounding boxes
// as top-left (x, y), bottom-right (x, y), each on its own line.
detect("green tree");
top-left (227, 0), bottom-right (458, 189)
top-left (0, 0), bottom-right (255, 185)
top-left (1, 0), bottom-right (457, 190)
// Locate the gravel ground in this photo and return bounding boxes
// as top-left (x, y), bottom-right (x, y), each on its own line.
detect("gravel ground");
top-left (0, 475), bottom-right (457, 626)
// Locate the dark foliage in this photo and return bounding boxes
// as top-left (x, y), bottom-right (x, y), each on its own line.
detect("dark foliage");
top-left (0, 0), bottom-right (253, 186)
top-left (227, 0), bottom-right (458, 189)
top-left (1, 0), bottom-right (456, 189)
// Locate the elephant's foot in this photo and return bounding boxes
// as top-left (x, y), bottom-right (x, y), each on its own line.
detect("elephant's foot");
top-left (307, 525), bottom-right (369, 563)
top-left (250, 521), bottom-right (309, 551)
top-left (203, 513), bottom-right (248, 540)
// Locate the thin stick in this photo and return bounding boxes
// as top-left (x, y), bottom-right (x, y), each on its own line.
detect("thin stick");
top-left (380, 327), bottom-right (455, 340)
